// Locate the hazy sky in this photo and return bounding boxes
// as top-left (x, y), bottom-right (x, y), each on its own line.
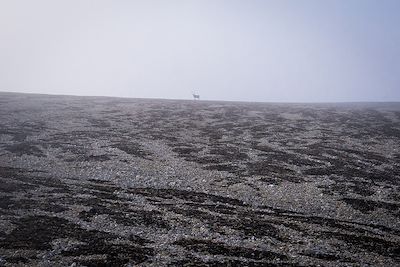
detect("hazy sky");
top-left (1, 0), bottom-right (399, 102)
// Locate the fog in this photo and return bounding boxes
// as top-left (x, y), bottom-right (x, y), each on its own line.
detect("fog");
top-left (1, 0), bottom-right (399, 102)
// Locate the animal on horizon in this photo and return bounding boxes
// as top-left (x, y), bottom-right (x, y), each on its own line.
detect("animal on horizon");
top-left (192, 93), bottom-right (200, 100)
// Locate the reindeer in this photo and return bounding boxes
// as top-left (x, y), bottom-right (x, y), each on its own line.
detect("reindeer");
top-left (192, 93), bottom-right (200, 100)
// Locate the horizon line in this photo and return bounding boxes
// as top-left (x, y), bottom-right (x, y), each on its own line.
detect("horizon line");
top-left (1, 90), bottom-right (399, 105)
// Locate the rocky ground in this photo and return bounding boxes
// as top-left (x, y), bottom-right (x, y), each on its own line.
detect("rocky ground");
top-left (0, 92), bottom-right (399, 266)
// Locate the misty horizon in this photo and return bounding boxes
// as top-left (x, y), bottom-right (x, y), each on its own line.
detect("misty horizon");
top-left (2, 90), bottom-right (400, 105)
top-left (1, 0), bottom-right (399, 102)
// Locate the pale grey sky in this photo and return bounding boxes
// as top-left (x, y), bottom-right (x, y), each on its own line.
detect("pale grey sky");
top-left (0, 0), bottom-right (399, 102)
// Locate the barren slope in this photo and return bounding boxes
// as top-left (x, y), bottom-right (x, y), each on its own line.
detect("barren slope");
top-left (0, 92), bottom-right (399, 266)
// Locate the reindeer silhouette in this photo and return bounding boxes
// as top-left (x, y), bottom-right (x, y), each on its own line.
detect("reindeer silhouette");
top-left (192, 93), bottom-right (200, 100)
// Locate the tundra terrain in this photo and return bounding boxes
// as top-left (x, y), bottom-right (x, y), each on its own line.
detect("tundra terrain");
top-left (0, 92), bottom-right (399, 266)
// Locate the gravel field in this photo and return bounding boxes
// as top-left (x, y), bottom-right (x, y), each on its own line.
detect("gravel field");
top-left (0, 92), bottom-right (399, 266)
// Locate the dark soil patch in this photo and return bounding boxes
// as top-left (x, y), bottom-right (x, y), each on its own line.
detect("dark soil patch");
top-left (342, 198), bottom-right (400, 216)
top-left (0, 215), bottom-right (153, 265)
top-left (174, 238), bottom-right (287, 261)
top-left (4, 143), bottom-right (45, 157)
top-left (112, 142), bottom-right (151, 159)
